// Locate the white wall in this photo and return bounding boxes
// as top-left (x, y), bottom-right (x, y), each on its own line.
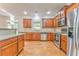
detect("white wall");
top-left (17, 16), bottom-right (55, 33)
top-left (0, 15), bottom-right (9, 28)
top-left (0, 29), bottom-right (16, 35)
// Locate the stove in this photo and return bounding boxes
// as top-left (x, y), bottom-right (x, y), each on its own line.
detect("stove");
top-left (54, 33), bottom-right (61, 48)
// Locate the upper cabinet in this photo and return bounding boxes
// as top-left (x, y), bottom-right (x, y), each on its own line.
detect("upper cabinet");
top-left (42, 18), bottom-right (53, 28)
top-left (23, 19), bottom-right (32, 28)
top-left (54, 6), bottom-right (67, 27)
top-left (66, 3), bottom-right (78, 13)
top-left (54, 18), bottom-right (59, 27)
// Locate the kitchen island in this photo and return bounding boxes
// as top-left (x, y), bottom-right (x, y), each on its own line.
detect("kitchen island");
top-left (0, 33), bottom-right (24, 56)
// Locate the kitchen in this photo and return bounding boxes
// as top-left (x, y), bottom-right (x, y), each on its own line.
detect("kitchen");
top-left (0, 3), bottom-right (78, 56)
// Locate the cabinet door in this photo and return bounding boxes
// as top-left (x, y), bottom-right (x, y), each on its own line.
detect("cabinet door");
top-left (52, 20), bottom-right (55, 27)
top-left (0, 41), bottom-right (2, 56)
top-left (25, 32), bottom-right (33, 41)
top-left (43, 19), bottom-right (53, 28)
top-left (43, 20), bottom-right (48, 28)
top-left (33, 32), bottom-right (41, 41)
top-left (23, 19), bottom-right (31, 28)
top-left (54, 19), bottom-right (58, 27)
top-left (18, 35), bottom-right (24, 52)
top-left (1, 42), bottom-right (17, 56)
top-left (47, 20), bottom-right (53, 27)
top-left (60, 35), bottom-right (67, 53)
top-left (0, 49), bottom-right (1, 56)
top-left (47, 33), bottom-right (55, 41)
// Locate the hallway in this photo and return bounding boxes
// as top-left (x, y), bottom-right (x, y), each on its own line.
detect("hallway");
top-left (18, 41), bottom-right (65, 56)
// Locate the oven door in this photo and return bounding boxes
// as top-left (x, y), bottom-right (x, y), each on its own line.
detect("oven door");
top-left (54, 33), bottom-right (60, 47)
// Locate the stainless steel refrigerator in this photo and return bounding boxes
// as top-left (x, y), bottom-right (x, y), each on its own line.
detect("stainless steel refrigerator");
top-left (67, 5), bottom-right (79, 56)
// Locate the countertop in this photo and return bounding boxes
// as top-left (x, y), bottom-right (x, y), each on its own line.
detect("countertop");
top-left (61, 33), bottom-right (67, 36)
top-left (0, 33), bottom-right (24, 41)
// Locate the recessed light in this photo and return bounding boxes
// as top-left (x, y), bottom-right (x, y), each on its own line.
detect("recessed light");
top-left (46, 11), bottom-right (51, 14)
top-left (24, 11), bottom-right (27, 15)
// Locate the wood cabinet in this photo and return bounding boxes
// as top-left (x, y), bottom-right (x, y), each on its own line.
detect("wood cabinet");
top-left (60, 35), bottom-right (67, 53)
top-left (43, 20), bottom-right (48, 28)
top-left (25, 32), bottom-right (41, 41)
top-left (25, 32), bottom-right (33, 41)
top-left (17, 35), bottom-right (24, 53)
top-left (0, 34), bottom-right (24, 56)
top-left (43, 19), bottom-right (53, 28)
top-left (47, 33), bottom-right (55, 41)
top-left (0, 48), bottom-right (1, 56)
top-left (23, 19), bottom-right (32, 28)
top-left (1, 37), bottom-right (18, 56)
top-left (52, 19), bottom-right (55, 27)
top-left (32, 32), bottom-right (41, 41)
top-left (0, 41), bottom-right (2, 56)
top-left (54, 19), bottom-right (59, 27)
top-left (66, 3), bottom-right (78, 13)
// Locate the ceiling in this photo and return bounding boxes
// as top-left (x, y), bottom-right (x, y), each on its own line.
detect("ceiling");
top-left (0, 3), bottom-right (67, 18)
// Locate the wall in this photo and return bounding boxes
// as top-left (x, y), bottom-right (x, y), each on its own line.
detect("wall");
top-left (0, 15), bottom-right (9, 28)
top-left (17, 16), bottom-right (55, 33)
top-left (0, 29), bottom-right (16, 35)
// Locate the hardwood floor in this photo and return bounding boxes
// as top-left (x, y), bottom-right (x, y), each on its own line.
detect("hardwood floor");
top-left (18, 41), bottom-right (65, 56)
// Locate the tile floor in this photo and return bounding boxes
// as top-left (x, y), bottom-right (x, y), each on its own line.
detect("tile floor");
top-left (18, 41), bottom-right (65, 56)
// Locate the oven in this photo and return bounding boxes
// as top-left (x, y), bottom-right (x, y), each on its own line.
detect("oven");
top-left (54, 32), bottom-right (61, 48)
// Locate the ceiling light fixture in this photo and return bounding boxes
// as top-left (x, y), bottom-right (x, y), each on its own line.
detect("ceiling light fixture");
top-left (46, 11), bottom-right (51, 14)
top-left (24, 11), bottom-right (27, 15)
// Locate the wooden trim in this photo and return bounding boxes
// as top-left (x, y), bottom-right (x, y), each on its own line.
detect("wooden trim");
top-left (66, 3), bottom-right (78, 13)
top-left (42, 18), bottom-right (54, 28)
top-left (1, 41), bottom-right (17, 49)
top-left (23, 19), bottom-right (32, 28)
top-left (60, 35), bottom-right (67, 54)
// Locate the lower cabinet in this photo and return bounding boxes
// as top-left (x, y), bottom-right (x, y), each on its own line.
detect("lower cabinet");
top-left (0, 41), bottom-right (2, 56)
top-left (0, 34), bottom-right (24, 56)
top-left (25, 32), bottom-right (33, 41)
top-left (25, 32), bottom-right (56, 41)
top-left (1, 42), bottom-right (17, 56)
top-left (0, 49), bottom-right (1, 56)
top-left (17, 35), bottom-right (24, 53)
top-left (47, 33), bottom-right (55, 41)
top-left (32, 32), bottom-right (41, 41)
top-left (25, 32), bottom-right (41, 41)
top-left (60, 35), bottom-right (67, 53)
top-left (1, 37), bottom-right (17, 56)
